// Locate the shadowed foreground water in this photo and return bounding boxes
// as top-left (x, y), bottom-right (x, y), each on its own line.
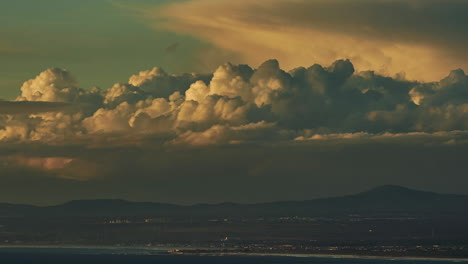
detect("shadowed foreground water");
top-left (0, 247), bottom-right (467, 264)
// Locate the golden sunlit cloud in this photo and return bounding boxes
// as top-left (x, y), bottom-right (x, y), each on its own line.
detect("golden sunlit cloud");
top-left (1, 56), bottom-right (468, 146)
top-left (135, 0), bottom-right (468, 82)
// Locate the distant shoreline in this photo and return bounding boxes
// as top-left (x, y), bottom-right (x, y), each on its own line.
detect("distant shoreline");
top-left (178, 251), bottom-right (468, 262)
top-left (0, 245), bottom-right (467, 262)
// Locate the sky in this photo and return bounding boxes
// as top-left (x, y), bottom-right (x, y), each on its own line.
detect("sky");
top-left (1, 0), bottom-right (468, 205)
top-left (0, 0), bottom-right (211, 99)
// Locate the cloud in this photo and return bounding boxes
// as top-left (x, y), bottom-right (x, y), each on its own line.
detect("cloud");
top-left (295, 130), bottom-right (468, 146)
top-left (173, 121), bottom-right (277, 146)
top-left (4, 154), bottom-right (99, 181)
top-left (15, 156), bottom-right (74, 170)
top-left (137, 0), bottom-right (468, 82)
top-left (2, 59), bottom-right (468, 146)
top-left (0, 101), bottom-right (73, 114)
top-left (4, 136), bottom-right (468, 205)
top-left (127, 67), bottom-right (211, 99)
top-left (18, 68), bottom-right (81, 102)
top-left (1, 57), bottom-right (468, 191)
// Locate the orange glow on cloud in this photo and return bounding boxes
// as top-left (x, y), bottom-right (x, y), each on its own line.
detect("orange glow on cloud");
top-left (137, 0), bottom-right (467, 82)
top-left (23, 156), bottom-right (74, 171)
top-left (10, 155), bottom-right (98, 181)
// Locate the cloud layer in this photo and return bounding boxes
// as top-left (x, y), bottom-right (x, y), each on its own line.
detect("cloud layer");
top-left (141, 0), bottom-right (468, 82)
top-left (2, 59), bottom-right (468, 145)
top-left (1, 59), bottom-right (468, 203)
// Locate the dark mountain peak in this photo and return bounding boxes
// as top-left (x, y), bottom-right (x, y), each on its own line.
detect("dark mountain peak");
top-left (1, 186), bottom-right (467, 218)
top-left (60, 199), bottom-right (129, 207)
top-left (366, 185), bottom-right (415, 194)
top-left (351, 185), bottom-right (440, 205)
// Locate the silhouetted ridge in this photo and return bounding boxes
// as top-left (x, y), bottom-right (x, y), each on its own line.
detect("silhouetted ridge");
top-left (353, 185), bottom-right (437, 200)
top-left (365, 184), bottom-right (415, 193)
top-left (60, 199), bottom-right (130, 207)
top-left (1, 186), bottom-right (467, 217)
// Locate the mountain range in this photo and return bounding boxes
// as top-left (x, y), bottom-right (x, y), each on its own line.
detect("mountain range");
top-left (1, 185), bottom-right (467, 218)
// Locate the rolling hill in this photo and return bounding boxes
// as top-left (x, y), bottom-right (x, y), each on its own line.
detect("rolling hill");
top-left (1, 185), bottom-right (467, 218)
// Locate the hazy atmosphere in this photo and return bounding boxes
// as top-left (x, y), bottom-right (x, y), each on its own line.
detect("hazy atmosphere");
top-left (1, 0), bottom-right (468, 205)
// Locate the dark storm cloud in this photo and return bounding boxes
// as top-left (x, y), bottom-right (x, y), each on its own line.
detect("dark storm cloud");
top-left (251, 0), bottom-right (468, 53)
top-left (0, 101), bottom-right (73, 114)
top-left (2, 138), bottom-right (468, 205)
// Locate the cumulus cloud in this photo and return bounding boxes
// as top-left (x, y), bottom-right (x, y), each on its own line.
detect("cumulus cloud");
top-left (2, 59), bottom-right (468, 147)
top-left (1, 58), bottom-right (468, 201)
top-left (173, 121), bottom-right (277, 146)
top-left (2, 58), bottom-right (468, 189)
top-left (127, 67), bottom-right (210, 98)
top-left (16, 68), bottom-right (102, 104)
top-left (0, 120), bottom-right (29, 141)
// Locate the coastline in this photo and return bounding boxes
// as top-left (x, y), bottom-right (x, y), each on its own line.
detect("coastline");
top-left (180, 252), bottom-right (468, 262)
top-left (1, 245), bottom-right (468, 262)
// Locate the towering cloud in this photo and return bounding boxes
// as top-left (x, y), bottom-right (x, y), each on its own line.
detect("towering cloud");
top-left (1, 59), bottom-right (468, 146)
top-left (1, 59), bottom-right (468, 203)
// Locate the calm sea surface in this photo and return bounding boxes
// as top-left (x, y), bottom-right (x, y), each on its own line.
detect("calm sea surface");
top-left (0, 247), bottom-right (467, 264)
